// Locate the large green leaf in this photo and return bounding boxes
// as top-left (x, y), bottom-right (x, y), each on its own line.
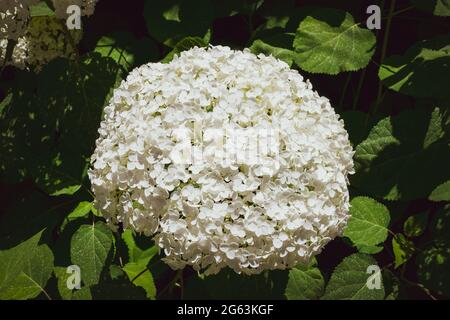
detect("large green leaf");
top-left (293, 8), bottom-right (376, 74)
top-left (341, 111), bottom-right (374, 147)
top-left (121, 230), bottom-right (158, 264)
top-left (411, 0), bottom-right (450, 16)
top-left (122, 262), bottom-right (156, 299)
top-left (322, 253), bottom-right (385, 300)
top-left (143, 0), bottom-right (213, 47)
top-left (0, 244), bottom-right (54, 300)
top-left (379, 35), bottom-right (450, 99)
top-left (67, 202), bottom-right (94, 220)
top-left (0, 231), bottom-right (43, 294)
top-left (70, 222), bottom-right (114, 287)
top-left (285, 259), bottom-right (324, 300)
top-left (352, 107), bottom-right (450, 200)
top-left (343, 197), bottom-right (390, 253)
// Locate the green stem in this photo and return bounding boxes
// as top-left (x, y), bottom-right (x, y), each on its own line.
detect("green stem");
top-left (339, 73), bottom-right (352, 110)
top-left (374, 0), bottom-right (396, 114)
top-left (352, 68), bottom-right (366, 110)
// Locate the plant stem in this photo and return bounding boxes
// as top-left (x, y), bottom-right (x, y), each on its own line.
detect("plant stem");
top-left (352, 68), bottom-right (366, 110)
top-left (339, 73), bottom-right (352, 110)
top-left (374, 0), bottom-right (396, 114)
top-left (179, 269), bottom-right (184, 300)
top-left (400, 276), bottom-right (437, 300)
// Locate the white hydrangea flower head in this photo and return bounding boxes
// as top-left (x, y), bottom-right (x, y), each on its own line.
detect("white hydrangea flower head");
top-left (89, 46), bottom-right (355, 275)
top-left (52, 0), bottom-right (99, 19)
top-left (1, 16), bottom-right (82, 71)
top-left (0, 0), bottom-right (39, 40)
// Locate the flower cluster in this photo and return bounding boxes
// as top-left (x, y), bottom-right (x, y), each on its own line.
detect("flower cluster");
top-left (1, 16), bottom-right (82, 71)
top-left (89, 46), bottom-right (355, 275)
top-left (0, 0), bottom-right (38, 40)
top-left (0, 0), bottom-right (98, 71)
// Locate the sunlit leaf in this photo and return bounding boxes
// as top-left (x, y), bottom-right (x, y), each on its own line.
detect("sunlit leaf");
top-left (293, 8), bottom-right (376, 74)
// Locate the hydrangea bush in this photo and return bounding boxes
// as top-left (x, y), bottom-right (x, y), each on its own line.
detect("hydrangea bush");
top-left (0, 0), bottom-right (449, 300)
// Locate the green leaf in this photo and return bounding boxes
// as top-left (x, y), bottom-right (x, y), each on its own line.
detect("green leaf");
top-left (51, 185), bottom-right (81, 196)
top-left (340, 111), bottom-right (374, 147)
top-left (0, 231), bottom-right (43, 293)
top-left (123, 262), bottom-right (156, 299)
top-left (411, 0), bottom-right (450, 16)
top-left (383, 269), bottom-right (401, 300)
top-left (343, 197), bottom-right (390, 253)
top-left (94, 32), bottom-right (159, 71)
top-left (250, 33), bottom-right (296, 67)
top-left (122, 230), bottom-right (158, 264)
top-left (392, 234), bottom-right (415, 268)
top-left (355, 244), bottom-right (384, 254)
top-left (322, 253), bottom-right (385, 300)
top-left (161, 36), bottom-right (207, 63)
top-left (352, 107), bottom-right (450, 200)
top-left (429, 181), bottom-right (450, 201)
top-left (0, 93), bottom-right (12, 114)
top-left (293, 8), bottom-right (376, 74)
top-left (0, 244), bottom-right (53, 300)
top-left (285, 259), bottom-right (324, 300)
top-left (403, 212), bottom-right (428, 238)
top-left (144, 0), bottom-right (213, 47)
top-left (67, 202), bottom-right (93, 220)
top-left (29, 1), bottom-right (55, 17)
top-left (70, 222), bottom-right (113, 286)
top-left (379, 34), bottom-right (450, 99)
top-left (109, 265), bottom-right (125, 280)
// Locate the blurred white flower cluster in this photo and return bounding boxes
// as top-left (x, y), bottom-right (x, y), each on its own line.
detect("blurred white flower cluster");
top-left (0, 0), bottom-right (38, 40)
top-left (0, 0), bottom-right (99, 71)
top-left (1, 16), bottom-right (82, 71)
top-left (89, 46), bottom-right (355, 275)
